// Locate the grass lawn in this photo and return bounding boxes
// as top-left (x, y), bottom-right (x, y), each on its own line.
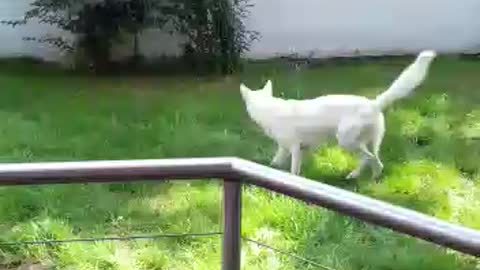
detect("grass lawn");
top-left (0, 56), bottom-right (479, 269)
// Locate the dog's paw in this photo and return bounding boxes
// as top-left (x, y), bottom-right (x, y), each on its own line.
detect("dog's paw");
top-left (372, 165), bottom-right (383, 182)
top-left (372, 172), bottom-right (383, 182)
top-left (346, 171), bottom-right (360, 179)
top-left (269, 162), bottom-right (283, 170)
top-left (270, 161), bottom-right (279, 167)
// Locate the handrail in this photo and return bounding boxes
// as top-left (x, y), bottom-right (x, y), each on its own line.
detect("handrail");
top-left (0, 157), bottom-right (478, 269)
top-left (0, 158), bottom-right (233, 184)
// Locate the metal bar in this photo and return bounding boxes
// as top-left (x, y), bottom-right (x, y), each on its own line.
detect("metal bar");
top-left (231, 158), bottom-right (480, 257)
top-left (0, 158), bottom-right (234, 185)
top-left (0, 158), bottom-right (478, 257)
top-left (222, 179), bottom-right (242, 270)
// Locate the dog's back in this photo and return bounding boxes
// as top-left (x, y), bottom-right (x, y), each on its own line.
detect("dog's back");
top-left (247, 93), bottom-right (378, 147)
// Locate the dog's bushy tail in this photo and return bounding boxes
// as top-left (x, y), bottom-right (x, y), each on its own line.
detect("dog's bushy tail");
top-left (374, 50), bottom-right (436, 110)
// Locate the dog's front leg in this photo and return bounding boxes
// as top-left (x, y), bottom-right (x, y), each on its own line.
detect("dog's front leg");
top-left (290, 144), bottom-right (302, 175)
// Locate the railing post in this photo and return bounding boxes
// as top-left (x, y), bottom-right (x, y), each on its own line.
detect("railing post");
top-left (222, 179), bottom-right (242, 270)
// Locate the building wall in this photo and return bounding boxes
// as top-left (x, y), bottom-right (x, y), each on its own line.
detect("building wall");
top-left (0, 0), bottom-right (185, 62)
top-left (0, 1), bottom-right (60, 61)
top-left (244, 0), bottom-right (480, 58)
top-left (1, 0), bottom-right (480, 61)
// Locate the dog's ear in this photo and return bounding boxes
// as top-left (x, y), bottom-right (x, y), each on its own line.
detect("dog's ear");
top-left (263, 80), bottom-right (273, 96)
top-left (240, 83), bottom-right (250, 99)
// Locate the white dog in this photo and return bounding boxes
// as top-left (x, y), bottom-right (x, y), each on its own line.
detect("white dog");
top-left (240, 50), bottom-right (436, 178)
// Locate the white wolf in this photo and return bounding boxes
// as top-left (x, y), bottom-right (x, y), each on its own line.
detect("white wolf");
top-left (240, 50), bottom-right (436, 178)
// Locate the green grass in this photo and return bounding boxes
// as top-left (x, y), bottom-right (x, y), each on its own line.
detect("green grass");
top-left (0, 56), bottom-right (479, 269)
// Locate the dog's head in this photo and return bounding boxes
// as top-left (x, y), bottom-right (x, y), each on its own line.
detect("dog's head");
top-left (240, 80), bottom-right (273, 102)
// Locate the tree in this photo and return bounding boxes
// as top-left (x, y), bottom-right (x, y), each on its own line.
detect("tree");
top-left (2, 0), bottom-right (259, 74)
top-left (2, 0), bottom-right (158, 71)
top-left (170, 0), bottom-right (259, 74)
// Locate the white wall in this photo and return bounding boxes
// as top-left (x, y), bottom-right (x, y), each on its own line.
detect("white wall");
top-left (245, 0), bottom-right (480, 58)
top-left (0, 1), bottom-right (63, 61)
top-left (1, 0), bottom-right (480, 61)
top-left (0, 0), bottom-right (184, 62)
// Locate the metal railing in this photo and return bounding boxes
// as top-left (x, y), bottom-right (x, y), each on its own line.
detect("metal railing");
top-left (0, 157), bottom-right (478, 269)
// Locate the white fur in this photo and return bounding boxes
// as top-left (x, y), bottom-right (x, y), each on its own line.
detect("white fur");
top-left (240, 50), bottom-right (437, 177)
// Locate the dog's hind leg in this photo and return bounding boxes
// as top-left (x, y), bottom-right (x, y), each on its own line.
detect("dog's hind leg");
top-left (337, 120), bottom-right (374, 179)
top-left (271, 145), bottom-right (289, 167)
top-left (346, 144), bottom-right (376, 179)
top-left (290, 144), bottom-right (302, 175)
top-left (370, 114), bottom-right (385, 179)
